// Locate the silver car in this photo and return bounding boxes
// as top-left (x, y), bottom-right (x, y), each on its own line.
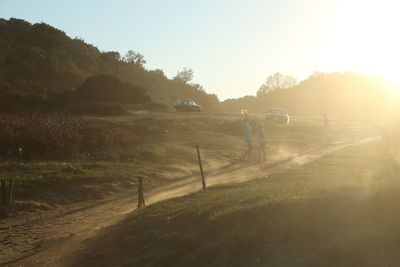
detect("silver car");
top-left (265, 108), bottom-right (290, 125)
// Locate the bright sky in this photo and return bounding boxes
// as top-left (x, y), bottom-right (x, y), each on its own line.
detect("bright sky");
top-left (1, 0), bottom-right (399, 100)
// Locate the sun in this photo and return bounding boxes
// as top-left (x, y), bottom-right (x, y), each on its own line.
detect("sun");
top-left (325, 0), bottom-right (400, 84)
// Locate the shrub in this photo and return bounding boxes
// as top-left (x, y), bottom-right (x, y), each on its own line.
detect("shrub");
top-left (72, 74), bottom-right (151, 104)
top-left (0, 92), bottom-right (49, 112)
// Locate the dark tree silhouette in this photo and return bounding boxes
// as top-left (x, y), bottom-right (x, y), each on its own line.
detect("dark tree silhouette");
top-left (124, 50), bottom-right (146, 67)
top-left (0, 18), bottom-right (220, 111)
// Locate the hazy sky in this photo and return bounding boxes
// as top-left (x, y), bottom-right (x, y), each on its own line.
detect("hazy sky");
top-left (1, 0), bottom-right (399, 100)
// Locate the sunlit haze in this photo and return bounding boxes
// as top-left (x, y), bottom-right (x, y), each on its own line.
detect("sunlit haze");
top-left (3, 1), bottom-right (400, 266)
top-left (1, 0), bottom-right (399, 99)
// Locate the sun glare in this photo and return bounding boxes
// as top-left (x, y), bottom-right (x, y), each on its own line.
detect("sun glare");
top-left (327, 0), bottom-right (400, 84)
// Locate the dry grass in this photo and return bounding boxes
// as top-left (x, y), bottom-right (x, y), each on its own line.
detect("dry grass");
top-left (0, 112), bottom-right (139, 160)
top-left (67, 142), bottom-right (400, 267)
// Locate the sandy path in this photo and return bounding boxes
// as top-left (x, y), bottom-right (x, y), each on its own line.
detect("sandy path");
top-left (0, 136), bottom-right (376, 267)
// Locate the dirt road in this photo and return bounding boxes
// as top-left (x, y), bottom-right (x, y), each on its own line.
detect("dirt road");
top-left (0, 136), bottom-right (376, 267)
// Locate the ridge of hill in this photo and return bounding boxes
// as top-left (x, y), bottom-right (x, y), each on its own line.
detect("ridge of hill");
top-left (0, 18), bottom-right (219, 110)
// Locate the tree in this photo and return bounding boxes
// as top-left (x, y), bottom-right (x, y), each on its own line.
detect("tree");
top-left (124, 50), bottom-right (146, 67)
top-left (0, 18), bottom-right (221, 110)
top-left (100, 51), bottom-right (121, 77)
top-left (257, 73), bottom-right (297, 97)
top-left (102, 51), bottom-right (121, 61)
top-left (191, 83), bottom-right (205, 92)
top-left (73, 74), bottom-right (150, 104)
top-left (174, 67), bottom-right (193, 84)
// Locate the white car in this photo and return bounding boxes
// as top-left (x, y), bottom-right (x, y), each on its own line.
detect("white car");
top-left (265, 108), bottom-right (290, 125)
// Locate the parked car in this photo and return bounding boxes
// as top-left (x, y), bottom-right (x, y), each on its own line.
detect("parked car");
top-left (174, 99), bottom-right (201, 112)
top-left (265, 108), bottom-right (290, 125)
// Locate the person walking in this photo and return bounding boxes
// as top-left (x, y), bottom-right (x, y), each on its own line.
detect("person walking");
top-left (256, 120), bottom-right (267, 162)
top-left (251, 120), bottom-right (266, 162)
top-left (243, 118), bottom-right (253, 161)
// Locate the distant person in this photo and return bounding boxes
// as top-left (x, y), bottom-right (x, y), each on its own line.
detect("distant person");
top-left (254, 120), bottom-right (267, 162)
top-left (242, 118), bottom-right (253, 161)
top-left (251, 120), bottom-right (267, 162)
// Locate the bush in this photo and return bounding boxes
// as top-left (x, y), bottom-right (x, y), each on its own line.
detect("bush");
top-left (72, 74), bottom-right (151, 104)
top-left (0, 92), bottom-right (49, 112)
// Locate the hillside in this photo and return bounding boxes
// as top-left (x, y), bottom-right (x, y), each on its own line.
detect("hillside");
top-left (0, 18), bottom-right (219, 110)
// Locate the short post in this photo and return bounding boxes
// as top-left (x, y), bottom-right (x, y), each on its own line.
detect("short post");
top-left (1, 179), bottom-right (7, 204)
top-left (8, 180), bottom-right (14, 203)
top-left (195, 145), bottom-right (206, 192)
top-left (137, 176), bottom-right (146, 209)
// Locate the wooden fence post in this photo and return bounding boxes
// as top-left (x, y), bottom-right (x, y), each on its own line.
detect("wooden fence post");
top-left (8, 180), bottom-right (14, 203)
top-left (1, 179), bottom-right (7, 204)
top-left (137, 176), bottom-right (146, 209)
top-left (195, 145), bottom-right (206, 192)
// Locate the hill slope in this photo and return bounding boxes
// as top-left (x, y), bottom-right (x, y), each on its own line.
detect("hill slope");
top-left (0, 18), bottom-right (219, 109)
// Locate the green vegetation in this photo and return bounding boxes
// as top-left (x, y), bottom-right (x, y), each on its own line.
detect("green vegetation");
top-left (69, 142), bottom-right (400, 267)
top-left (57, 74), bottom-right (151, 104)
top-left (0, 18), bottom-right (220, 112)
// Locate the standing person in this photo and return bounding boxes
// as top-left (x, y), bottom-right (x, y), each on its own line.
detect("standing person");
top-left (256, 120), bottom-right (267, 162)
top-left (243, 118), bottom-right (253, 161)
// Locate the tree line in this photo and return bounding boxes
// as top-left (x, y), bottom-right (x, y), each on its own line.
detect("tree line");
top-left (222, 72), bottom-right (398, 116)
top-left (0, 18), bottom-right (220, 112)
